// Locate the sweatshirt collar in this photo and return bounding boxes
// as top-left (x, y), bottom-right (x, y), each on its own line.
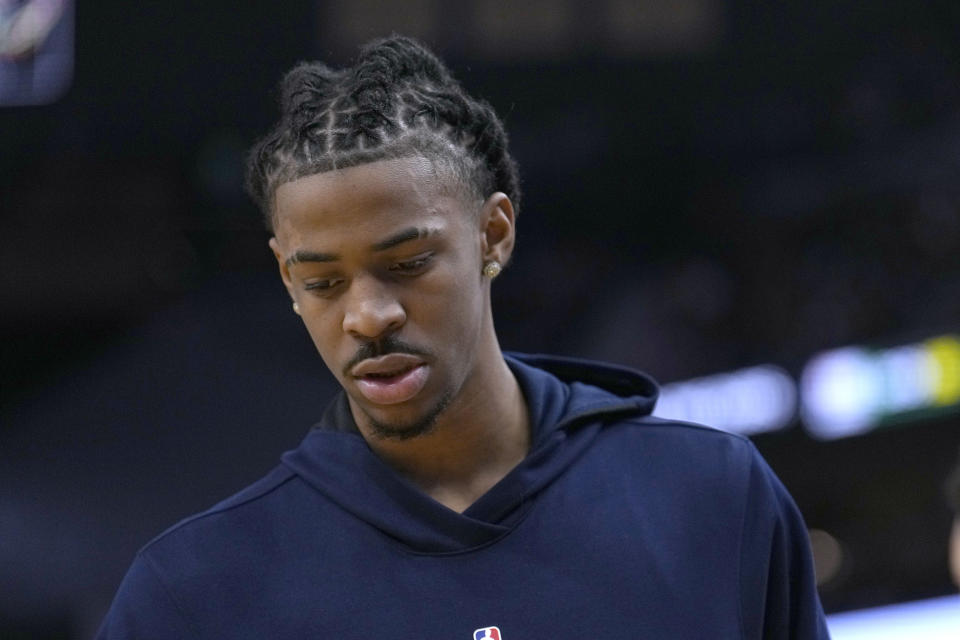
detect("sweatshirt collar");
top-left (283, 353), bottom-right (656, 553)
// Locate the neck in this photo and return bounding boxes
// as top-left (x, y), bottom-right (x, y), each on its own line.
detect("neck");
top-left (354, 347), bottom-right (530, 513)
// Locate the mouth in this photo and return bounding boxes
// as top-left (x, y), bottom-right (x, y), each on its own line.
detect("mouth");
top-left (351, 354), bottom-right (430, 405)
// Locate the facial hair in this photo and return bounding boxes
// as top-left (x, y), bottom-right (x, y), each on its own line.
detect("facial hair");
top-left (363, 388), bottom-right (453, 441)
top-left (346, 335), bottom-right (448, 441)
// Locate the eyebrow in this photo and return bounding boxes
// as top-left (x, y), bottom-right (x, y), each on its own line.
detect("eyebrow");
top-left (285, 227), bottom-right (439, 267)
top-left (286, 250), bottom-right (337, 267)
top-left (370, 226), bottom-right (437, 252)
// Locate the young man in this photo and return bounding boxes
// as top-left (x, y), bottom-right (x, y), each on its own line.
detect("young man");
top-left (98, 36), bottom-right (830, 638)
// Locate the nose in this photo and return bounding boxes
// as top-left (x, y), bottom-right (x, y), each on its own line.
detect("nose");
top-left (341, 276), bottom-right (406, 339)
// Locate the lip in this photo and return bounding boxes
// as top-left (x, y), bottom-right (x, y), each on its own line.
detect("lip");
top-left (350, 353), bottom-right (426, 378)
top-left (353, 362), bottom-right (430, 405)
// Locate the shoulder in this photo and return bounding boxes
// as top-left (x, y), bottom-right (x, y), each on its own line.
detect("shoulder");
top-left (595, 414), bottom-right (761, 479)
top-left (585, 415), bottom-right (795, 532)
top-left (97, 465), bottom-right (303, 639)
top-left (597, 414), bottom-right (803, 531)
top-left (563, 415), bottom-right (774, 539)
top-left (139, 464), bottom-right (300, 559)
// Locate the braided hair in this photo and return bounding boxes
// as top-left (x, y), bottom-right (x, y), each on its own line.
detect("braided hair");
top-left (246, 35), bottom-right (520, 230)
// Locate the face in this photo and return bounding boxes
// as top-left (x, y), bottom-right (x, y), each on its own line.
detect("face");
top-left (270, 156), bottom-right (514, 440)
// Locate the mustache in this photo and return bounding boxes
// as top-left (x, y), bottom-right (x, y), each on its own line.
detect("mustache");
top-left (343, 336), bottom-right (431, 377)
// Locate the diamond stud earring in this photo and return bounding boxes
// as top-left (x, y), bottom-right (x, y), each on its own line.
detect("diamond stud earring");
top-left (482, 261), bottom-right (502, 278)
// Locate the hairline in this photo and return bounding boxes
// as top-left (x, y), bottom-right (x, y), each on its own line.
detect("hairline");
top-left (266, 142), bottom-right (488, 231)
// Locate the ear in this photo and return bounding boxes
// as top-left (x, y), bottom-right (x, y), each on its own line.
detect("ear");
top-left (268, 236), bottom-right (297, 299)
top-left (479, 192), bottom-right (516, 267)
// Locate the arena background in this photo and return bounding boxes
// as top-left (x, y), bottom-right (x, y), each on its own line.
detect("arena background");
top-left (2, 1), bottom-right (958, 637)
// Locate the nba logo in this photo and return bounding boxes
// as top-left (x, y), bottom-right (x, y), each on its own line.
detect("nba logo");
top-left (473, 626), bottom-right (501, 639)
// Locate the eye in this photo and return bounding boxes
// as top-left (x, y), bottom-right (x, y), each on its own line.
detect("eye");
top-left (304, 278), bottom-right (344, 295)
top-left (389, 253), bottom-right (433, 275)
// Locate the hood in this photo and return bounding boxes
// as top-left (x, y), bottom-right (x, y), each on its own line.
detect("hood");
top-left (281, 352), bottom-right (658, 553)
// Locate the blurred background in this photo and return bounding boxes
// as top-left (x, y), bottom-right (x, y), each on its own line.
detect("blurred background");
top-left (2, 1), bottom-right (959, 637)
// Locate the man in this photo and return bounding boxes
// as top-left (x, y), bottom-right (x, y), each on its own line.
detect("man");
top-left (98, 36), bottom-right (829, 638)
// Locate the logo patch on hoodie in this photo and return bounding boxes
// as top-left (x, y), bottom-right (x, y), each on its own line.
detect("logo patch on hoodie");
top-left (474, 626), bottom-right (501, 639)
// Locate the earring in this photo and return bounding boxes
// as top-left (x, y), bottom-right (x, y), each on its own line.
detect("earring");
top-left (482, 261), bottom-right (502, 279)
top-left (292, 302), bottom-right (301, 315)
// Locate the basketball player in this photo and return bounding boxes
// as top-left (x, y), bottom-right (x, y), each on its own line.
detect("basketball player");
top-left (97, 36), bottom-right (829, 638)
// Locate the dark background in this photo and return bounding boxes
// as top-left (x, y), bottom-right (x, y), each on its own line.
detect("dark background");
top-left (2, 1), bottom-right (959, 637)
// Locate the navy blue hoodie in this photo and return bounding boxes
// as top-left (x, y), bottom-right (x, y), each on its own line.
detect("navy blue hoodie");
top-left (97, 353), bottom-right (829, 638)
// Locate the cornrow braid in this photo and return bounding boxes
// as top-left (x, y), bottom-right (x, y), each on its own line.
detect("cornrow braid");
top-left (245, 35), bottom-right (521, 230)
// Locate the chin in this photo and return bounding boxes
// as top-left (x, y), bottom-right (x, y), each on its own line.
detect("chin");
top-left (363, 390), bottom-right (453, 441)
